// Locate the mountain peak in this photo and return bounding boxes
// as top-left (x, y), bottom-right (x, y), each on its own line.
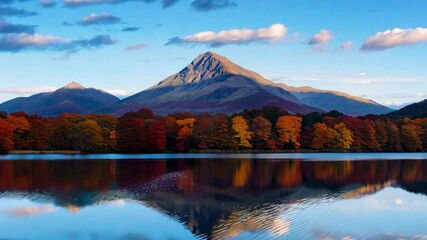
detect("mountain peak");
top-left (151, 51), bottom-right (272, 89)
top-left (62, 82), bottom-right (85, 90)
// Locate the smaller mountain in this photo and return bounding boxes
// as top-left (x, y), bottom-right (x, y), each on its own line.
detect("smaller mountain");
top-left (280, 85), bottom-right (392, 116)
top-left (0, 82), bottom-right (120, 116)
top-left (386, 99), bottom-right (427, 119)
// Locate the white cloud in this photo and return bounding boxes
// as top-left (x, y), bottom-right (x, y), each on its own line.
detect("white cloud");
top-left (167, 23), bottom-right (287, 47)
top-left (308, 29), bottom-right (333, 52)
top-left (105, 89), bottom-right (132, 97)
top-left (309, 29), bottom-right (332, 45)
top-left (361, 27), bottom-right (427, 51)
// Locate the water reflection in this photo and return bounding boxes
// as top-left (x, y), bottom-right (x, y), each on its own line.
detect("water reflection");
top-left (0, 158), bottom-right (426, 239)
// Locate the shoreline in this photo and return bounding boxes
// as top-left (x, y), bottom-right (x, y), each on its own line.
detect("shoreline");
top-left (5, 149), bottom-right (426, 155)
top-left (9, 150), bottom-right (82, 155)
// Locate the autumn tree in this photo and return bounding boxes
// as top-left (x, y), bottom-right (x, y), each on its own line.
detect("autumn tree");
top-left (374, 118), bottom-right (388, 151)
top-left (27, 115), bottom-right (55, 150)
top-left (400, 118), bottom-right (422, 152)
top-left (212, 116), bottom-right (231, 149)
top-left (333, 123), bottom-right (354, 150)
top-left (49, 117), bottom-right (76, 150)
top-left (193, 117), bottom-right (215, 149)
top-left (116, 118), bottom-right (145, 152)
top-left (146, 120), bottom-right (166, 152)
top-left (251, 116), bottom-right (272, 149)
top-left (73, 119), bottom-right (104, 153)
top-left (413, 118), bottom-right (427, 150)
top-left (6, 115), bottom-right (30, 150)
top-left (310, 123), bottom-right (335, 150)
top-left (359, 120), bottom-right (380, 151)
top-left (164, 116), bottom-right (179, 150)
top-left (275, 116), bottom-right (302, 149)
top-left (386, 119), bottom-right (402, 152)
top-left (176, 118), bottom-right (196, 151)
top-left (231, 116), bottom-right (252, 149)
top-left (0, 118), bottom-right (14, 153)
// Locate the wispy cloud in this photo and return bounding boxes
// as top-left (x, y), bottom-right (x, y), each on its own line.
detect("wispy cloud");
top-left (191, 0), bottom-right (236, 12)
top-left (125, 43), bottom-right (147, 51)
top-left (0, 87), bottom-right (55, 94)
top-left (162, 0), bottom-right (179, 8)
top-left (0, 7), bottom-right (37, 17)
top-left (361, 27), bottom-right (427, 51)
top-left (308, 29), bottom-right (332, 52)
top-left (121, 27), bottom-right (139, 32)
top-left (272, 73), bottom-right (420, 85)
top-left (63, 0), bottom-right (176, 8)
top-left (40, 0), bottom-right (57, 8)
top-left (0, 0), bottom-right (30, 5)
top-left (341, 75), bottom-right (419, 85)
top-left (339, 41), bottom-right (355, 50)
top-left (0, 33), bottom-right (117, 52)
top-left (0, 19), bottom-right (35, 33)
top-left (78, 13), bottom-right (121, 26)
top-left (166, 23), bottom-right (287, 47)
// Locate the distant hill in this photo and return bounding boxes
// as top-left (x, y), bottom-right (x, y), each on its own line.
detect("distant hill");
top-left (0, 82), bottom-right (120, 116)
top-left (386, 99), bottom-right (427, 119)
top-left (280, 85), bottom-right (392, 116)
top-left (106, 52), bottom-right (320, 116)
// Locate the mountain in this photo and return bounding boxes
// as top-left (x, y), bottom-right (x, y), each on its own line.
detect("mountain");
top-left (280, 85), bottom-right (392, 116)
top-left (0, 82), bottom-right (120, 116)
top-left (107, 52), bottom-right (320, 116)
top-left (386, 99), bottom-right (427, 119)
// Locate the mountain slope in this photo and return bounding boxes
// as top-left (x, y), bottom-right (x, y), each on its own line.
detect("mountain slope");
top-left (0, 82), bottom-right (120, 116)
top-left (108, 52), bottom-right (319, 116)
top-left (386, 99), bottom-right (427, 118)
top-left (280, 85), bottom-right (392, 116)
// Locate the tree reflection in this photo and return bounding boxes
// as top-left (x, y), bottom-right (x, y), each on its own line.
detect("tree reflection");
top-left (0, 158), bottom-right (427, 238)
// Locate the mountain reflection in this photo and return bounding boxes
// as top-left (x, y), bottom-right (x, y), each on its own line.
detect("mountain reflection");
top-left (0, 158), bottom-right (427, 239)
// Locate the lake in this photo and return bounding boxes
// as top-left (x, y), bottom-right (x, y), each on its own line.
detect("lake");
top-left (0, 153), bottom-right (426, 239)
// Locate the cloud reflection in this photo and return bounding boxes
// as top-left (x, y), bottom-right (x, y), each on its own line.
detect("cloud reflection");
top-left (1, 205), bottom-right (56, 217)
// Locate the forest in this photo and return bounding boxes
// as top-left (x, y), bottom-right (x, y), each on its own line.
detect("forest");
top-left (0, 106), bottom-right (426, 153)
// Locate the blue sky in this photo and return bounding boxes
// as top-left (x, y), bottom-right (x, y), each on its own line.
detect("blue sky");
top-left (0, 0), bottom-right (426, 108)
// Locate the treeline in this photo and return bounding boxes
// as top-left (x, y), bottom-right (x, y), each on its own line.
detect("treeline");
top-left (0, 106), bottom-right (426, 153)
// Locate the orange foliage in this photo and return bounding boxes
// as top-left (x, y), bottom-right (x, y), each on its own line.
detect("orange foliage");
top-left (276, 116), bottom-right (302, 149)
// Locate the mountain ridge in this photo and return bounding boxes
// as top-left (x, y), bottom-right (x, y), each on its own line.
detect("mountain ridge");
top-left (279, 84), bottom-right (392, 116)
top-left (386, 99), bottom-right (427, 118)
top-left (106, 52), bottom-right (318, 115)
top-left (0, 52), bottom-right (395, 117)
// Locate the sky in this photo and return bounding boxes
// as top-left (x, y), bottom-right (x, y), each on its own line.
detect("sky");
top-left (0, 0), bottom-right (426, 108)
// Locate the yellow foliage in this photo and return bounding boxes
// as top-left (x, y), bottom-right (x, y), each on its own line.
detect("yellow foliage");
top-left (231, 116), bottom-right (252, 148)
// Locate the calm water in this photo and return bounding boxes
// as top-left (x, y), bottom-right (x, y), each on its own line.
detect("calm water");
top-left (0, 153), bottom-right (426, 240)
